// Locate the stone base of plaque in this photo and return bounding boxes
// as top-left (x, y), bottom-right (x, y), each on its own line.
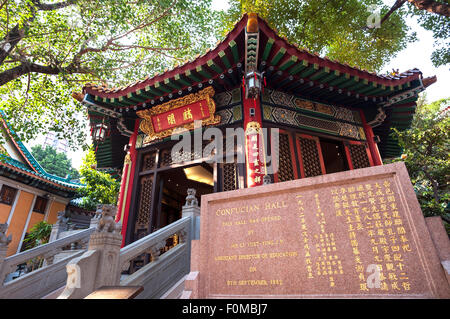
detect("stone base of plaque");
top-left (181, 163), bottom-right (450, 299)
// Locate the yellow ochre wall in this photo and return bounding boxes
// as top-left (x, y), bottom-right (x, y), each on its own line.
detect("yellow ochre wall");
top-left (6, 191), bottom-right (34, 256)
top-left (47, 201), bottom-right (66, 224)
top-left (3, 192), bottom-right (68, 256)
top-left (0, 203), bottom-right (11, 223)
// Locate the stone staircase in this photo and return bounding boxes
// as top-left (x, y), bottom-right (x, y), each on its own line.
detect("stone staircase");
top-left (0, 198), bottom-right (200, 299)
top-left (0, 226), bottom-right (94, 299)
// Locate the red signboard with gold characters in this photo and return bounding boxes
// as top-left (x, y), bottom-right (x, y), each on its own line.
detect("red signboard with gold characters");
top-left (137, 86), bottom-right (221, 142)
top-left (245, 121), bottom-right (267, 187)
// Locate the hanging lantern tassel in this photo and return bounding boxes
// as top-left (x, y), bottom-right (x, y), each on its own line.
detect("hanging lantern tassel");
top-left (242, 76), bottom-right (245, 97)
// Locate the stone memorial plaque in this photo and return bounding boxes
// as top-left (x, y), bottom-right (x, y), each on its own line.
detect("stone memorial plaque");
top-left (192, 163), bottom-right (449, 298)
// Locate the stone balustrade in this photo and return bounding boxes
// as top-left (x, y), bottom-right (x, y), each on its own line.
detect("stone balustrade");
top-left (58, 190), bottom-right (200, 299)
top-left (0, 224), bottom-right (94, 299)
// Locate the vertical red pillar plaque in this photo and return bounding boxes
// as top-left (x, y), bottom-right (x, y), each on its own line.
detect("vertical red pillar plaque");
top-left (116, 119), bottom-right (140, 247)
top-left (243, 96), bottom-right (266, 187)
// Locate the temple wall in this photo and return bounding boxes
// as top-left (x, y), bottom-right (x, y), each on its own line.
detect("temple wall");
top-left (6, 191), bottom-right (34, 256)
top-left (0, 203), bottom-right (10, 223)
top-left (46, 201), bottom-right (67, 224)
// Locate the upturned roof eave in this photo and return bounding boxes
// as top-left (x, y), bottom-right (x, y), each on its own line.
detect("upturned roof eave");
top-left (83, 13), bottom-right (424, 103)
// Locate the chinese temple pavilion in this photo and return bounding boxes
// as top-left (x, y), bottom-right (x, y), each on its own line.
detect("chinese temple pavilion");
top-left (0, 110), bottom-right (82, 256)
top-left (73, 13), bottom-right (436, 247)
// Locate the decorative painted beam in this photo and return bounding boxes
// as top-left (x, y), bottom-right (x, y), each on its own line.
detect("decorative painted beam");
top-left (207, 59), bottom-right (224, 74)
top-left (288, 59), bottom-right (308, 75)
top-left (347, 78), bottom-right (368, 91)
top-left (136, 88), bottom-right (155, 100)
top-left (154, 81), bottom-right (172, 93)
top-left (126, 92), bottom-right (147, 103)
top-left (219, 50), bottom-right (232, 69)
top-left (118, 96), bottom-right (137, 106)
top-left (196, 65), bottom-right (213, 79)
top-left (355, 81), bottom-right (378, 95)
top-left (261, 37), bottom-right (274, 61)
top-left (185, 69), bottom-right (202, 82)
top-left (279, 55), bottom-right (298, 71)
top-left (317, 69), bottom-right (340, 84)
top-left (144, 85), bottom-right (164, 97)
top-left (270, 47), bottom-right (286, 66)
top-left (229, 40), bottom-right (239, 63)
top-left (309, 66), bottom-right (330, 81)
top-left (164, 78), bottom-right (181, 90)
top-left (174, 73), bottom-right (191, 87)
top-left (335, 75), bottom-right (359, 89)
top-left (327, 73), bottom-right (350, 86)
top-left (298, 63), bottom-right (319, 78)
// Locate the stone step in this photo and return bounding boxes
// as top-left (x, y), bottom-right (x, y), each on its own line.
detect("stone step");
top-left (41, 286), bottom-right (65, 299)
top-left (160, 274), bottom-right (187, 299)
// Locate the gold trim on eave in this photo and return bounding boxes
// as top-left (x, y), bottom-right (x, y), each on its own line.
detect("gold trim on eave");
top-left (137, 86), bottom-right (221, 143)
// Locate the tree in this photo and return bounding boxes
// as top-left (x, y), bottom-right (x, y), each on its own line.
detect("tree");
top-left (77, 147), bottom-right (120, 211)
top-left (31, 144), bottom-right (79, 179)
top-left (379, 0), bottom-right (449, 67)
top-left (389, 96), bottom-right (449, 231)
top-left (0, 0), bottom-right (222, 149)
top-left (222, 0), bottom-right (415, 72)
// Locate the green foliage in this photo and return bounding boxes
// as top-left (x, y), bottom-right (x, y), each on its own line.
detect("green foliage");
top-left (223, 0), bottom-right (414, 72)
top-left (406, 4), bottom-right (450, 67)
top-left (22, 221), bottom-right (52, 250)
top-left (31, 144), bottom-right (79, 179)
top-left (77, 147), bottom-right (120, 210)
top-left (0, 0), bottom-right (222, 150)
top-left (388, 97), bottom-right (450, 231)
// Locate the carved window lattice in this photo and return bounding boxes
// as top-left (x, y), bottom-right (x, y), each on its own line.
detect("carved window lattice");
top-left (298, 137), bottom-right (322, 177)
top-left (160, 149), bottom-right (172, 167)
top-left (278, 133), bottom-right (295, 182)
top-left (142, 152), bottom-right (156, 171)
top-left (223, 163), bottom-right (237, 191)
top-left (136, 175), bottom-right (153, 228)
top-left (348, 144), bottom-right (370, 169)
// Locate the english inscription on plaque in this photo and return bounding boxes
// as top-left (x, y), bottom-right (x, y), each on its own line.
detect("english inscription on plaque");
top-left (193, 163), bottom-right (449, 298)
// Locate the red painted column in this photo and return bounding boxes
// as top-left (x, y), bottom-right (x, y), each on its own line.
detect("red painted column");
top-left (243, 96), bottom-right (266, 187)
top-left (116, 119), bottom-right (140, 247)
top-left (359, 110), bottom-right (383, 166)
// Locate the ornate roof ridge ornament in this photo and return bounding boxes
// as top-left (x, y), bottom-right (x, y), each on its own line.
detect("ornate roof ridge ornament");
top-left (244, 13), bottom-right (263, 99)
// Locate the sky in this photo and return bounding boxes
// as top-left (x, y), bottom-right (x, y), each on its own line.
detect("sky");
top-left (26, 1), bottom-right (449, 170)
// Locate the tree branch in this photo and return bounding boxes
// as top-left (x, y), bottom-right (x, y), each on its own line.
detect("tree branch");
top-left (379, 0), bottom-right (407, 26)
top-left (408, 0), bottom-right (450, 17)
top-left (379, 0), bottom-right (450, 27)
top-left (0, 24), bottom-right (25, 65)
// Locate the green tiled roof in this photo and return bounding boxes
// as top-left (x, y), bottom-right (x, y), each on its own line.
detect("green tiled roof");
top-left (0, 110), bottom-right (83, 191)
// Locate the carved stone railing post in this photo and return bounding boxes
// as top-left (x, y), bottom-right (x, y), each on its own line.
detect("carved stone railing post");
top-left (0, 223), bottom-right (12, 282)
top-left (89, 206), bottom-right (102, 229)
top-left (49, 211), bottom-right (69, 242)
top-left (58, 204), bottom-right (122, 299)
top-left (88, 204), bottom-right (122, 288)
top-left (182, 189), bottom-right (201, 241)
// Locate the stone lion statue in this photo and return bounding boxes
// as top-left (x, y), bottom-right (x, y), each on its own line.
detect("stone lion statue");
top-left (263, 174), bottom-right (272, 185)
top-left (185, 188), bottom-right (198, 207)
top-left (0, 223), bottom-right (12, 246)
top-left (96, 205), bottom-right (120, 233)
top-left (57, 211), bottom-right (69, 224)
